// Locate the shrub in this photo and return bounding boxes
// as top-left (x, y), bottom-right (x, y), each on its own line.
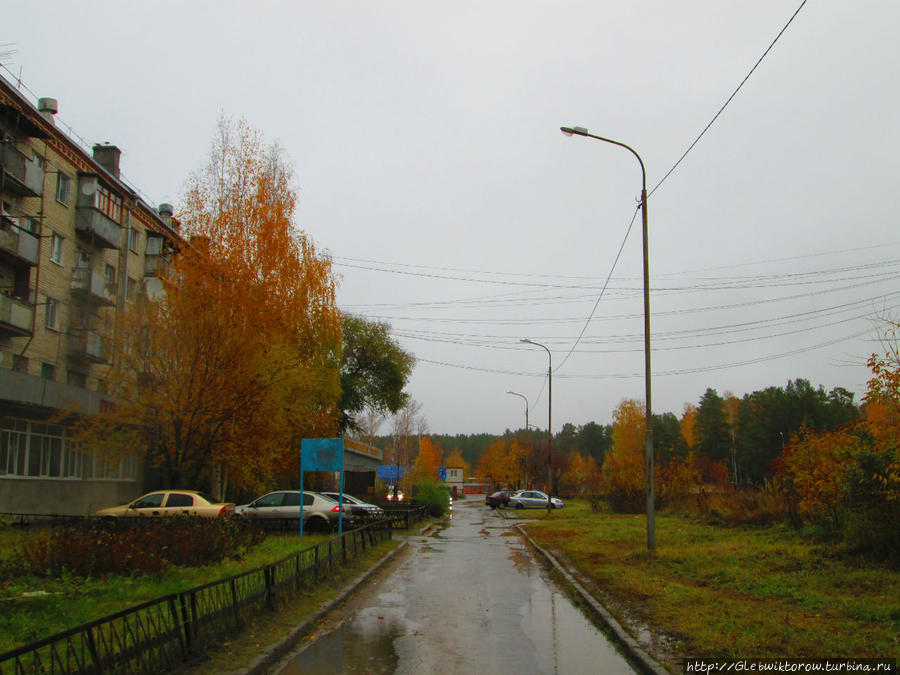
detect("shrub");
top-left (693, 479), bottom-right (796, 527)
top-left (414, 481), bottom-right (450, 517)
top-left (12, 517), bottom-right (264, 578)
top-left (841, 449), bottom-right (900, 564)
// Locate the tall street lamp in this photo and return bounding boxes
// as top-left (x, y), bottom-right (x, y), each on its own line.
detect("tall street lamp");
top-left (560, 125), bottom-right (655, 551)
top-left (520, 338), bottom-right (553, 513)
top-left (505, 390), bottom-right (529, 431)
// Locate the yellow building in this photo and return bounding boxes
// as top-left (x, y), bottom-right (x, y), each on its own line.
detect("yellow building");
top-left (0, 73), bottom-right (178, 516)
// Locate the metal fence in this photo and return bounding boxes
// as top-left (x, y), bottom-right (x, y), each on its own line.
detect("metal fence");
top-left (382, 504), bottom-right (429, 530)
top-left (0, 519), bottom-right (393, 674)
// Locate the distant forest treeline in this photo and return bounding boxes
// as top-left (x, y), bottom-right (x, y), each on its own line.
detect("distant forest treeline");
top-left (370, 378), bottom-right (860, 485)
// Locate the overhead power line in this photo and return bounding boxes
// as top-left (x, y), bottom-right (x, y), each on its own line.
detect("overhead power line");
top-left (649, 0), bottom-right (808, 197)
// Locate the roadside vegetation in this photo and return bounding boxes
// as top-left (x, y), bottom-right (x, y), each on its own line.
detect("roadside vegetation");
top-left (0, 524), bottom-right (344, 654)
top-left (514, 500), bottom-right (899, 659)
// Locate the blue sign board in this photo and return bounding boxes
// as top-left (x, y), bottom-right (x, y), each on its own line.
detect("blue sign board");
top-left (300, 438), bottom-right (345, 537)
top-left (438, 466), bottom-right (447, 481)
top-left (377, 465), bottom-right (407, 482)
top-left (301, 438), bottom-right (344, 472)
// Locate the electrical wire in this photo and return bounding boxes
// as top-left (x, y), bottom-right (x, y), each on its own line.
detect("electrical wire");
top-left (648, 0), bottom-right (808, 198)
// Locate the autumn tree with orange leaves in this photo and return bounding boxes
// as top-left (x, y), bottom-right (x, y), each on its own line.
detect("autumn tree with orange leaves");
top-left (778, 316), bottom-right (900, 559)
top-left (560, 451), bottom-right (601, 499)
top-left (477, 439), bottom-right (528, 489)
top-left (75, 118), bottom-right (342, 495)
top-left (602, 399), bottom-right (647, 512)
top-left (412, 436), bottom-right (444, 484)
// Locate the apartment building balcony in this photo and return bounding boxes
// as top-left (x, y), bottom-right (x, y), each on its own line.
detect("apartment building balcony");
top-left (143, 253), bottom-right (172, 278)
top-left (0, 293), bottom-right (34, 336)
top-left (0, 144), bottom-right (44, 197)
top-left (0, 218), bottom-right (39, 266)
top-left (68, 328), bottom-right (106, 363)
top-left (0, 369), bottom-right (104, 416)
top-left (71, 267), bottom-right (116, 305)
top-left (75, 207), bottom-right (121, 249)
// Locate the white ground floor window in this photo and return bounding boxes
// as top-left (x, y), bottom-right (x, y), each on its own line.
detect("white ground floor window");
top-left (0, 416), bottom-right (138, 481)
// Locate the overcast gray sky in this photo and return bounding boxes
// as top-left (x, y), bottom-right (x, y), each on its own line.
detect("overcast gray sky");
top-left (6, 1), bottom-right (899, 435)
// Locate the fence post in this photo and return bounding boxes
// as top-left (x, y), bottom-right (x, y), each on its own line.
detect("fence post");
top-left (265, 566), bottom-right (275, 611)
top-left (230, 578), bottom-right (240, 629)
top-left (169, 596), bottom-right (186, 659)
top-left (85, 625), bottom-right (101, 672)
top-left (179, 593), bottom-right (193, 656)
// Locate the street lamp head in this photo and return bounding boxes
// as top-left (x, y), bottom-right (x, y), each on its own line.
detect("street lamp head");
top-left (520, 338), bottom-right (532, 345)
top-left (560, 125), bottom-right (589, 137)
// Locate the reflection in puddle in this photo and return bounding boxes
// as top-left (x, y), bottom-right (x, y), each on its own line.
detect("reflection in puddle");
top-left (278, 608), bottom-right (406, 675)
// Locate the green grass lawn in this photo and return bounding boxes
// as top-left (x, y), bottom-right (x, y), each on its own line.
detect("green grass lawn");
top-left (513, 500), bottom-right (899, 660)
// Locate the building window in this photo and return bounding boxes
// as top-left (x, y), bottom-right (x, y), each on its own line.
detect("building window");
top-left (128, 225), bottom-right (140, 253)
top-left (56, 173), bottom-right (71, 204)
top-left (40, 363), bottom-right (55, 380)
top-left (67, 371), bottom-right (87, 388)
top-left (126, 276), bottom-right (138, 302)
top-left (45, 298), bottom-right (58, 331)
top-left (0, 417), bottom-right (136, 480)
top-left (49, 233), bottom-right (64, 264)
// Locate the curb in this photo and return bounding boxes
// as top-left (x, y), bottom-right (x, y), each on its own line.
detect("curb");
top-left (515, 523), bottom-right (672, 675)
top-left (237, 536), bottom-right (411, 675)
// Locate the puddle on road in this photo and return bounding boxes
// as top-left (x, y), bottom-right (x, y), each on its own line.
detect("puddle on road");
top-left (277, 608), bottom-right (406, 675)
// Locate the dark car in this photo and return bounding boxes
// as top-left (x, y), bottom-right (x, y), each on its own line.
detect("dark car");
top-left (485, 490), bottom-right (511, 509)
top-left (320, 492), bottom-right (384, 521)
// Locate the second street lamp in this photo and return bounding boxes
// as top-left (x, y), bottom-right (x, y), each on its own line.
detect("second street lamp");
top-left (520, 338), bottom-right (553, 513)
top-left (505, 390), bottom-right (529, 431)
top-left (560, 124), bottom-right (655, 551)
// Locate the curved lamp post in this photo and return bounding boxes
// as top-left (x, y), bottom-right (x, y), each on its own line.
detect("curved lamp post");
top-left (505, 390), bottom-right (529, 431)
top-left (506, 390), bottom-right (530, 490)
top-left (520, 338), bottom-right (553, 513)
top-left (560, 125), bottom-right (655, 551)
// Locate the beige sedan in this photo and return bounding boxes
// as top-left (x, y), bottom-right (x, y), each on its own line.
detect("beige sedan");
top-left (96, 490), bottom-right (235, 518)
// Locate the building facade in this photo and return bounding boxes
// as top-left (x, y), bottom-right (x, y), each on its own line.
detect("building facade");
top-left (0, 74), bottom-right (178, 516)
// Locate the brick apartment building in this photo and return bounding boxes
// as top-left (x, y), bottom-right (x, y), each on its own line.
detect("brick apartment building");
top-left (0, 73), bottom-right (179, 516)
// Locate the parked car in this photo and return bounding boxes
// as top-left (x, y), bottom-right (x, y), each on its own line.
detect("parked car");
top-left (485, 490), bottom-right (512, 509)
top-left (234, 490), bottom-right (347, 532)
top-left (508, 490), bottom-right (564, 509)
top-left (96, 490), bottom-right (234, 518)
top-left (320, 492), bottom-right (384, 520)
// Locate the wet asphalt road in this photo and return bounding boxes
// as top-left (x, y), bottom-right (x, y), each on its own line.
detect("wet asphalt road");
top-left (274, 498), bottom-right (637, 674)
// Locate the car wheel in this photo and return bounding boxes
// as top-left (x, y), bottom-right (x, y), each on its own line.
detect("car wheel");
top-left (515, 502), bottom-right (524, 509)
top-left (307, 518), bottom-right (330, 534)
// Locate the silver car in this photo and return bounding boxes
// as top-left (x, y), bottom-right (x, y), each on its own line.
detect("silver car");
top-left (508, 490), bottom-right (564, 509)
top-left (235, 490), bottom-right (347, 532)
top-left (321, 492), bottom-right (384, 521)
